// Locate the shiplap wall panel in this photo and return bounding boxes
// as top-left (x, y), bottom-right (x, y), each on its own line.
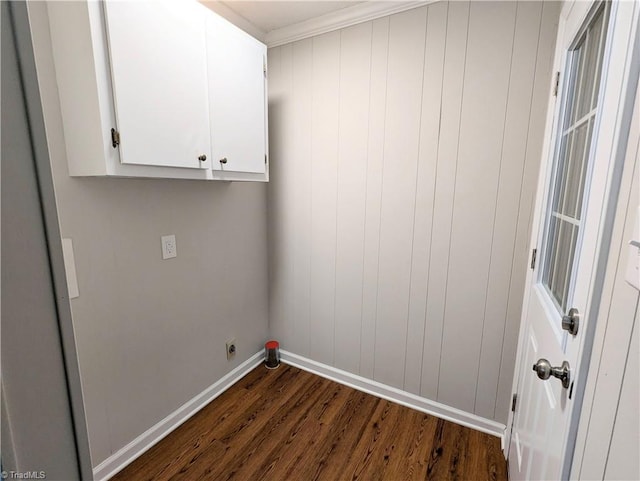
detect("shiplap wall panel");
top-left (474, 1), bottom-right (544, 419)
top-left (495, 1), bottom-right (561, 420)
top-left (437, 1), bottom-right (518, 413)
top-left (267, 1), bottom-right (559, 423)
top-left (291, 39), bottom-right (313, 356)
top-left (420, 1), bottom-right (470, 401)
top-left (334, 23), bottom-right (372, 373)
top-left (276, 44), bottom-right (297, 353)
top-left (267, 45), bottom-right (286, 345)
top-left (309, 32), bottom-right (340, 365)
top-left (404, 1), bottom-right (448, 395)
top-left (281, 44), bottom-right (298, 354)
top-left (360, 17), bottom-right (390, 379)
top-left (373, 7), bottom-right (428, 387)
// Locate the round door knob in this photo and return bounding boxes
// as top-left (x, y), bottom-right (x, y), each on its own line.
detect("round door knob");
top-left (533, 359), bottom-right (571, 388)
top-left (219, 157), bottom-right (228, 164)
top-left (198, 154), bottom-right (207, 162)
top-left (532, 358), bottom-right (552, 380)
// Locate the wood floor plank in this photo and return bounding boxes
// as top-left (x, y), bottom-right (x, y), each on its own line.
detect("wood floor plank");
top-left (171, 368), bottom-right (318, 480)
top-left (385, 410), bottom-right (439, 480)
top-left (242, 379), bottom-right (348, 479)
top-left (426, 419), bottom-right (471, 481)
top-left (344, 399), bottom-right (404, 481)
top-left (297, 389), bottom-right (381, 480)
top-left (208, 376), bottom-right (330, 480)
top-left (110, 365), bottom-right (507, 481)
top-left (268, 379), bottom-right (356, 480)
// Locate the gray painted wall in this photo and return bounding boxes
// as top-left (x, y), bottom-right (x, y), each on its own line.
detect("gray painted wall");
top-left (28, 1), bottom-right (269, 466)
top-left (267, 1), bottom-right (559, 424)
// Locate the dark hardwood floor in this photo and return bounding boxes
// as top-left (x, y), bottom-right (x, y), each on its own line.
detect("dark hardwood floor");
top-left (111, 364), bottom-right (507, 481)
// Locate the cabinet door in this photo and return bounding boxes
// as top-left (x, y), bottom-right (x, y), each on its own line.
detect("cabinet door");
top-left (104, 0), bottom-right (211, 170)
top-left (207, 15), bottom-right (267, 174)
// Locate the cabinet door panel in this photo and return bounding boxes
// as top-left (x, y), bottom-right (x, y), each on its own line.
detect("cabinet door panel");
top-left (104, 0), bottom-right (211, 169)
top-left (207, 15), bottom-right (267, 174)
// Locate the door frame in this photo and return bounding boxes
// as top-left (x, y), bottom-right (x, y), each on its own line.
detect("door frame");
top-left (505, 0), bottom-right (640, 477)
top-left (569, 51), bottom-right (640, 481)
top-left (5, 2), bottom-right (94, 478)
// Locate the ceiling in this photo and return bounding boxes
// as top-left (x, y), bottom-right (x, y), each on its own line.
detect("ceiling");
top-left (223, 1), bottom-right (362, 32)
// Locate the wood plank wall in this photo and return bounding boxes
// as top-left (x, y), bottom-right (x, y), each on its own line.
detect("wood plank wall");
top-left (267, 1), bottom-right (560, 423)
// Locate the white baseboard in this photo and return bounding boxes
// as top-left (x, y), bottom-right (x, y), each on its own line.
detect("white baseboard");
top-left (94, 348), bottom-right (507, 481)
top-left (93, 351), bottom-right (263, 481)
top-left (280, 350), bottom-right (507, 443)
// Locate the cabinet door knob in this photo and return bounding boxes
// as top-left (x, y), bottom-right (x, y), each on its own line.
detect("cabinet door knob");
top-left (198, 154), bottom-right (207, 162)
top-left (219, 157), bottom-right (228, 164)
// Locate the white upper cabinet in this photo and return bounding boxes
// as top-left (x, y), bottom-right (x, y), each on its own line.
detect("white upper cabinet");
top-left (46, 0), bottom-right (268, 181)
top-left (104, 1), bottom-right (211, 170)
top-left (207, 14), bottom-right (268, 176)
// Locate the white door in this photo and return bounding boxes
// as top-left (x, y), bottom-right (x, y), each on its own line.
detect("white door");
top-left (207, 13), bottom-right (267, 174)
top-left (104, 0), bottom-right (211, 170)
top-left (509, 1), bottom-right (639, 480)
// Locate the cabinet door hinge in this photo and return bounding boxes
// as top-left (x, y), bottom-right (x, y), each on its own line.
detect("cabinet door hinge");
top-left (111, 128), bottom-right (120, 148)
top-left (553, 71), bottom-right (560, 97)
top-left (530, 248), bottom-right (537, 270)
top-left (511, 393), bottom-right (518, 412)
top-left (265, 154), bottom-right (267, 164)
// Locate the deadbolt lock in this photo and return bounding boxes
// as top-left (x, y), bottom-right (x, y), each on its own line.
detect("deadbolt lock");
top-left (561, 308), bottom-right (580, 335)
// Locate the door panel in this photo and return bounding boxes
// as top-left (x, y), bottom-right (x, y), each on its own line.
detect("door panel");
top-left (513, 287), bottom-right (567, 480)
top-left (2, 2), bottom-right (88, 477)
top-left (509, 1), bottom-right (639, 479)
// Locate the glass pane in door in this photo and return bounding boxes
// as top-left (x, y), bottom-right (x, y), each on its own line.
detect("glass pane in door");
top-left (541, 3), bottom-right (609, 311)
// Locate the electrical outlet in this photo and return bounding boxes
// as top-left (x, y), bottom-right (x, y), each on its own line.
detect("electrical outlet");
top-left (226, 339), bottom-right (236, 360)
top-left (161, 235), bottom-right (177, 259)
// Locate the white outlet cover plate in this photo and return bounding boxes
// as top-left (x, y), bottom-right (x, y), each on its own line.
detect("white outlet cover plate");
top-left (61, 238), bottom-right (80, 299)
top-left (161, 234), bottom-right (177, 260)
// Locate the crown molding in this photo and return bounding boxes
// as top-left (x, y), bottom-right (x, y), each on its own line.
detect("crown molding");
top-left (265, 0), bottom-right (433, 48)
top-left (200, 1), bottom-right (267, 42)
